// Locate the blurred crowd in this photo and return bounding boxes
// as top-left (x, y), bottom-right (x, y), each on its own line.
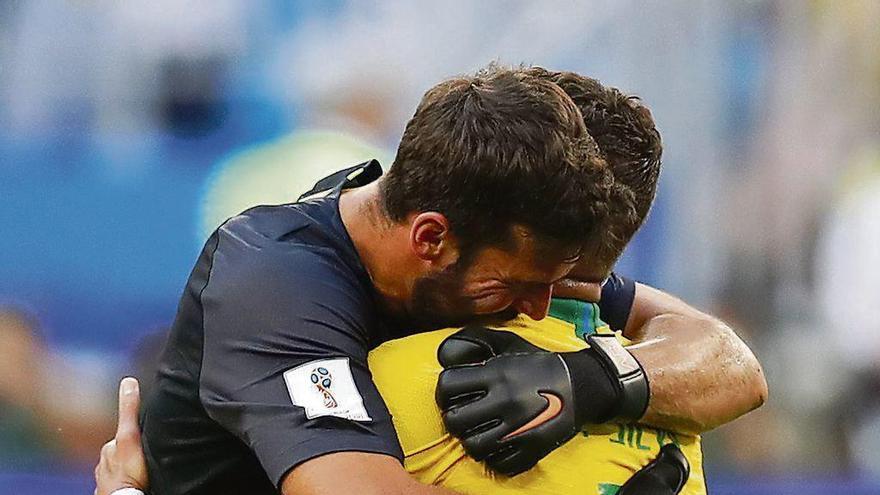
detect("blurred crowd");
top-left (1, 0), bottom-right (878, 491)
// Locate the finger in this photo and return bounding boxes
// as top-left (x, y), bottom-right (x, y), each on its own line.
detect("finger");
top-left (116, 377), bottom-right (141, 448)
top-left (484, 445), bottom-right (534, 477)
top-left (457, 420), bottom-right (510, 461)
top-left (100, 439), bottom-right (117, 458)
top-left (435, 366), bottom-right (488, 410)
top-left (97, 441), bottom-right (115, 485)
top-left (656, 443), bottom-right (690, 477)
top-left (456, 327), bottom-right (542, 354)
top-left (439, 327), bottom-right (539, 367)
top-left (438, 328), bottom-right (499, 367)
top-left (619, 443), bottom-right (690, 495)
top-left (442, 397), bottom-right (502, 439)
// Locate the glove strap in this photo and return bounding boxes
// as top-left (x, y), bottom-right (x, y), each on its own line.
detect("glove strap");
top-left (586, 334), bottom-right (650, 421)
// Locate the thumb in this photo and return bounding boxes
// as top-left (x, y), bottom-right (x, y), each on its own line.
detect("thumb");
top-left (618, 443), bottom-right (690, 495)
top-left (115, 377), bottom-right (142, 452)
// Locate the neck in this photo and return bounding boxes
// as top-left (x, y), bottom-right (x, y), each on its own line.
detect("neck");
top-left (339, 180), bottom-right (412, 316)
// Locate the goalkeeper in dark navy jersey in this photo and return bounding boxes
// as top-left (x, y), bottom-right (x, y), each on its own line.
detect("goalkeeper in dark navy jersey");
top-left (97, 66), bottom-right (766, 495)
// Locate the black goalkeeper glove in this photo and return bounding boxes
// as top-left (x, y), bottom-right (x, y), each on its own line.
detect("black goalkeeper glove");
top-left (618, 443), bottom-right (690, 495)
top-left (435, 326), bottom-right (649, 476)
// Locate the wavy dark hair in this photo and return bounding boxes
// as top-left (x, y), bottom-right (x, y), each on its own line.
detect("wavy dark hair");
top-left (528, 67), bottom-right (662, 266)
top-left (380, 64), bottom-right (615, 258)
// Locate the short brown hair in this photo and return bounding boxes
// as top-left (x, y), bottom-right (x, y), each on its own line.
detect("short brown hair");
top-left (528, 68), bottom-right (662, 264)
top-left (381, 65), bottom-right (613, 255)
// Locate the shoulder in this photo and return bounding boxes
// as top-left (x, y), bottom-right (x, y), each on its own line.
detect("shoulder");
top-left (206, 203), bottom-right (369, 313)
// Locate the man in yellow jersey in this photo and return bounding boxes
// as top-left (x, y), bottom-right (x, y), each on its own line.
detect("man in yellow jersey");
top-left (368, 301), bottom-right (702, 495)
top-left (430, 69), bottom-right (762, 483)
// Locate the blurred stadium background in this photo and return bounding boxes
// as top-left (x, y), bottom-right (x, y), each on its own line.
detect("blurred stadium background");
top-left (1, 1), bottom-right (879, 493)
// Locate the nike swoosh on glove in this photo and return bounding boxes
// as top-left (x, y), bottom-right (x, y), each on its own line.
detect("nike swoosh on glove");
top-left (435, 326), bottom-right (585, 476)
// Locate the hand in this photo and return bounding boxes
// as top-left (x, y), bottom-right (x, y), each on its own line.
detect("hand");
top-left (618, 443), bottom-right (690, 494)
top-left (94, 377), bottom-right (149, 495)
top-left (436, 326), bottom-right (622, 476)
top-left (436, 325), bottom-right (542, 365)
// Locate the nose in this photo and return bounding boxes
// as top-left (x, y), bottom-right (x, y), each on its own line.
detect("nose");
top-left (514, 285), bottom-right (553, 321)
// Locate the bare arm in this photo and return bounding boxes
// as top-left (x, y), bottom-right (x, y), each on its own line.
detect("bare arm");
top-left (431, 279), bottom-right (766, 474)
top-left (281, 452), bottom-right (458, 495)
top-left (623, 283), bottom-right (768, 434)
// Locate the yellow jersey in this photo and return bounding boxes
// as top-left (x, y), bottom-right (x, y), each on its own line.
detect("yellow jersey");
top-left (368, 298), bottom-right (707, 495)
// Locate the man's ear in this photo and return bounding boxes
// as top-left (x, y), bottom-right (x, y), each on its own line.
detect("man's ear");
top-left (409, 212), bottom-right (457, 262)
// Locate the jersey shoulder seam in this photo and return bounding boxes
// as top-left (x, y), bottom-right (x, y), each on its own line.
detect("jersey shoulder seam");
top-left (196, 231), bottom-right (224, 419)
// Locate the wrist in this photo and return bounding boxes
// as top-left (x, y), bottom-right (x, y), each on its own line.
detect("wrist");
top-left (559, 348), bottom-right (621, 424)
top-left (561, 336), bottom-right (650, 425)
top-left (110, 489), bottom-right (145, 495)
top-left (585, 334), bottom-right (650, 422)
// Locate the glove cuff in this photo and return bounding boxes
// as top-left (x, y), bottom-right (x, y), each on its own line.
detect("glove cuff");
top-left (585, 334), bottom-right (650, 422)
top-left (559, 348), bottom-right (621, 424)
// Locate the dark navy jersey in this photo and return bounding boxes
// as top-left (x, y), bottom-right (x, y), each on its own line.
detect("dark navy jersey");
top-left (141, 160), bottom-right (637, 494)
top-left (142, 161), bottom-right (403, 494)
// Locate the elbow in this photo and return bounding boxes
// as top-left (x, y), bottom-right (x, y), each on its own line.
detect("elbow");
top-left (687, 365), bottom-right (767, 436)
top-left (728, 321), bottom-right (769, 413)
top-left (746, 354), bottom-right (769, 412)
top-left (708, 317), bottom-right (770, 427)
top-left (722, 321), bottom-right (770, 420)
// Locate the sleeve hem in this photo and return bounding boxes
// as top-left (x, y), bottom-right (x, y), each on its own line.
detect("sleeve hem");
top-left (269, 436), bottom-right (405, 488)
top-left (598, 273), bottom-right (636, 331)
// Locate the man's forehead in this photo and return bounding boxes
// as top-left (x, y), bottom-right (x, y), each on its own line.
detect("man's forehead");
top-left (474, 235), bottom-right (579, 281)
top-left (509, 225), bottom-right (582, 261)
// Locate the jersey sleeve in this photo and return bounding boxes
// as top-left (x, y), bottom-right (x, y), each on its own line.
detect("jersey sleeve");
top-left (197, 224), bottom-right (403, 486)
top-left (597, 272), bottom-right (637, 332)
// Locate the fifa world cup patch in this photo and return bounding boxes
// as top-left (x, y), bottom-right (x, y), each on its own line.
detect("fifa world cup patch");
top-left (283, 357), bottom-right (372, 422)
